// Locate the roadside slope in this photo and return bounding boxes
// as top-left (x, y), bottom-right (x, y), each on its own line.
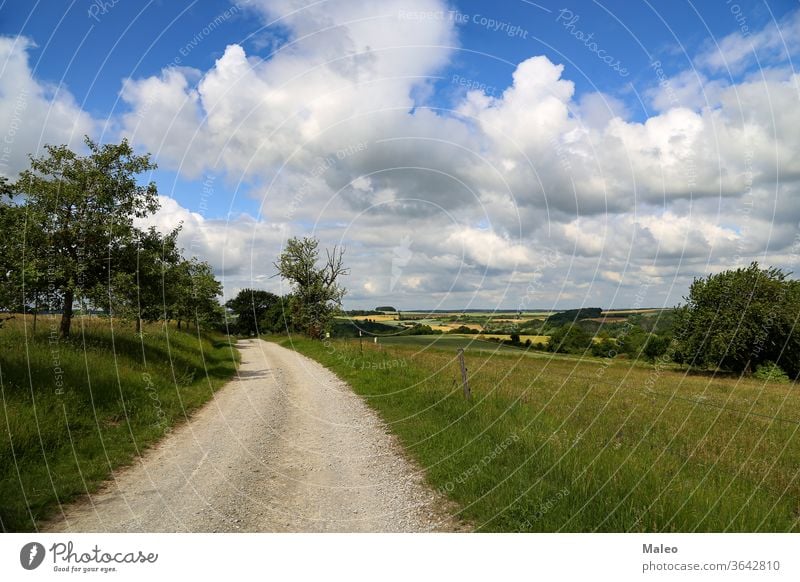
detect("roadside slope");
top-left (46, 339), bottom-right (457, 532)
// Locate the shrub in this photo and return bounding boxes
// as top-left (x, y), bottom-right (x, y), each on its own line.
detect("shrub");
top-left (753, 362), bottom-right (791, 384)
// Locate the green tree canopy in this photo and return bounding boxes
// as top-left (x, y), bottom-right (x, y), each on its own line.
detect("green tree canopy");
top-left (674, 262), bottom-right (800, 376)
top-left (547, 324), bottom-right (593, 354)
top-left (12, 137), bottom-right (159, 337)
top-left (226, 288), bottom-right (281, 336)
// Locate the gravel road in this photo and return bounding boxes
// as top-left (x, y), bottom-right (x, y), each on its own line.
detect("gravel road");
top-left (45, 339), bottom-right (460, 532)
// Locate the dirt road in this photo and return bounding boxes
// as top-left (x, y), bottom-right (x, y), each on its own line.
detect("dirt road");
top-left (45, 339), bottom-right (458, 532)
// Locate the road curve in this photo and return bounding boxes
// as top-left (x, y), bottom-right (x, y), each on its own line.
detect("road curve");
top-left (45, 339), bottom-right (459, 532)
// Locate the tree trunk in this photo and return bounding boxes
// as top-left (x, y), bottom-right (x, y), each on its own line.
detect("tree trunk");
top-left (60, 288), bottom-right (74, 338)
top-left (177, 319), bottom-right (181, 330)
top-left (136, 317), bottom-right (142, 334)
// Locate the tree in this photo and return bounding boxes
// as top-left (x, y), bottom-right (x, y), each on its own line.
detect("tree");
top-left (0, 177), bottom-right (18, 321)
top-left (674, 262), bottom-right (800, 376)
top-left (226, 288), bottom-right (280, 336)
top-left (274, 237), bottom-right (349, 337)
top-left (642, 334), bottom-right (670, 361)
top-left (87, 226), bottom-right (183, 333)
top-left (13, 137), bottom-right (159, 337)
top-left (547, 324), bottom-right (593, 354)
top-left (171, 259), bottom-right (223, 332)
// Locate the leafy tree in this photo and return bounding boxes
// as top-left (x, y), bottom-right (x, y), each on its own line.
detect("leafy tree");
top-left (274, 237), bottom-right (349, 337)
top-left (0, 177), bottom-right (18, 321)
top-left (616, 327), bottom-right (648, 359)
top-left (509, 332), bottom-right (521, 345)
top-left (401, 324), bottom-right (442, 336)
top-left (642, 334), bottom-right (670, 361)
top-left (674, 262), bottom-right (800, 376)
top-left (260, 295), bottom-right (293, 334)
top-left (13, 137), bottom-right (159, 337)
top-left (591, 337), bottom-right (618, 358)
top-left (87, 226), bottom-right (182, 333)
top-left (547, 324), bottom-right (593, 354)
top-left (172, 259), bottom-right (223, 332)
top-left (226, 288), bottom-right (281, 336)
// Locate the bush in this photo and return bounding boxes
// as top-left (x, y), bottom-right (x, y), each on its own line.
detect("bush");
top-left (643, 334), bottom-right (670, 361)
top-left (591, 337), bottom-right (617, 358)
top-left (402, 324), bottom-right (442, 336)
top-left (447, 325), bottom-right (480, 334)
top-left (753, 362), bottom-right (791, 384)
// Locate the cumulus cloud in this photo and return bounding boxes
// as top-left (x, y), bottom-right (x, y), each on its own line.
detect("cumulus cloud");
top-left (0, 36), bottom-right (97, 177)
top-left (4, 1), bottom-right (800, 308)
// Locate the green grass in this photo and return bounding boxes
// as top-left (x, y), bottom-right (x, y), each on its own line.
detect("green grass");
top-left (375, 334), bottom-right (525, 353)
top-left (0, 315), bottom-right (239, 532)
top-left (275, 336), bottom-right (800, 532)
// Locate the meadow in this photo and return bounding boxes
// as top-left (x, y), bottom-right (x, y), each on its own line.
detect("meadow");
top-left (279, 335), bottom-right (800, 532)
top-left (0, 315), bottom-right (238, 531)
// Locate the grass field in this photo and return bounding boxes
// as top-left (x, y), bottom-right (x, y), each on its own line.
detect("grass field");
top-left (375, 334), bottom-right (525, 353)
top-left (278, 336), bottom-right (800, 532)
top-left (0, 315), bottom-right (239, 532)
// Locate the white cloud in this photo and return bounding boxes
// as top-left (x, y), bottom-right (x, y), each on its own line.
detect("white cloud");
top-left (695, 8), bottom-right (800, 74)
top-left (0, 36), bottom-right (97, 178)
top-left (4, 2), bottom-right (800, 309)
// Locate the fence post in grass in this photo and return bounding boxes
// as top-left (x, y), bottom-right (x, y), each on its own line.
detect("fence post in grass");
top-left (458, 348), bottom-right (471, 401)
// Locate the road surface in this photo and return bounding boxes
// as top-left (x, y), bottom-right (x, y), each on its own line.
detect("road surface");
top-left (45, 339), bottom-right (458, 532)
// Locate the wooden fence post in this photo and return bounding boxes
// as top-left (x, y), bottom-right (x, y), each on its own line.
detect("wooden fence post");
top-left (458, 348), bottom-right (471, 401)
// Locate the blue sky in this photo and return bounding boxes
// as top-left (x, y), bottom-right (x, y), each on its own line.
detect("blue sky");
top-left (2, 1), bottom-right (799, 309)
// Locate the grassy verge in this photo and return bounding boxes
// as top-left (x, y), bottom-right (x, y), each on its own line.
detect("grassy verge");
top-left (275, 335), bottom-right (800, 532)
top-left (0, 316), bottom-right (239, 532)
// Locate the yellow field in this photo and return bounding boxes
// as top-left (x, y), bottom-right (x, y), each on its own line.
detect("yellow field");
top-left (429, 323), bottom-right (482, 332)
top-left (346, 314), bottom-right (399, 322)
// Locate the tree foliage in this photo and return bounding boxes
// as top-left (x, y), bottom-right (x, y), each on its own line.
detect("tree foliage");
top-left (274, 237), bottom-right (349, 337)
top-left (13, 138), bottom-right (159, 337)
top-left (226, 288), bottom-right (281, 336)
top-left (674, 262), bottom-right (800, 376)
top-left (547, 324), bottom-right (593, 354)
top-left (2, 138), bottom-right (225, 336)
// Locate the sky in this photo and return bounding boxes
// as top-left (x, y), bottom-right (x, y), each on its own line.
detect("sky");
top-left (1, 0), bottom-right (799, 311)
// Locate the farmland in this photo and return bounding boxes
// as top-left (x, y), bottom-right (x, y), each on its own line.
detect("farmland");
top-left (280, 335), bottom-right (800, 532)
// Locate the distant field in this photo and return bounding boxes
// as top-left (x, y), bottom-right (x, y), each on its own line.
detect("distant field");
top-left (357, 314), bottom-right (400, 322)
top-left (285, 337), bottom-right (800, 532)
top-left (398, 311), bottom-right (554, 318)
top-left (374, 334), bottom-right (524, 353)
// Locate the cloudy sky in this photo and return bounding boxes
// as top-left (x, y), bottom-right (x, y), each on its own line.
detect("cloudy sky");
top-left (2, 0), bottom-right (799, 310)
